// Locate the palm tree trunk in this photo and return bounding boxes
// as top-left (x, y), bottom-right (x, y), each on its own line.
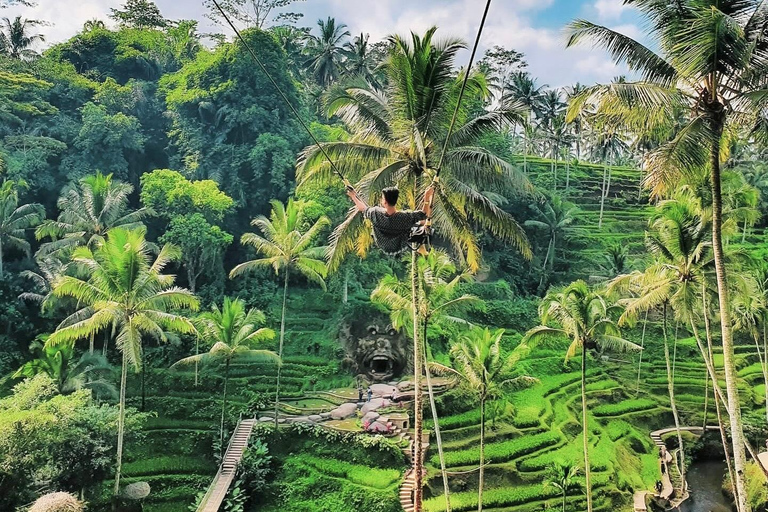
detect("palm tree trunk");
top-left (220, 357), bottom-right (230, 458)
top-left (0, 237), bottom-right (4, 278)
top-left (274, 270), bottom-right (289, 430)
top-left (423, 320), bottom-right (451, 512)
top-left (113, 350), bottom-right (128, 498)
top-left (598, 164), bottom-right (608, 229)
top-left (703, 369), bottom-right (709, 430)
top-left (140, 364), bottom-right (146, 411)
top-left (89, 332), bottom-right (95, 355)
top-left (538, 237), bottom-right (553, 292)
top-left (581, 342), bottom-right (592, 512)
top-left (552, 145), bottom-right (558, 192)
top-left (343, 270), bottom-right (349, 303)
top-left (709, 123), bottom-right (750, 512)
top-left (697, 288), bottom-right (739, 507)
top-left (662, 303), bottom-right (685, 492)
top-left (194, 335), bottom-right (199, 387)
top-left (562, 489), bottom-right (566, 512)
top-left (565, 158), bottom-right (570, 193)
top-left (741, 218), bottom-right (748, 244)
top-left (636, 310), bottom-right (648, 394)
top-left (412, 251), bottom-right (424, 512)
top-left (478, 394), bottom-right (485, 512)
top-left (752, 330), bottom-right (768, 426)
top-left (764, 323), bottom-right (768, 425)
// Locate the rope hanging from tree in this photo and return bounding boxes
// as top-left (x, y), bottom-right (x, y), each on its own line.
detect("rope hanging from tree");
top-left (211, 0), bottom-right (494, 254)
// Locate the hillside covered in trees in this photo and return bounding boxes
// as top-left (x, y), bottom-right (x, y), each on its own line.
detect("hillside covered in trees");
top-left (2, 1), bottom-right (768, 512)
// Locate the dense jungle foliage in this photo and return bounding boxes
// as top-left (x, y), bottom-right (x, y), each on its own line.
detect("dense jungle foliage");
top-left (3, 1), bottom-right (768, 512)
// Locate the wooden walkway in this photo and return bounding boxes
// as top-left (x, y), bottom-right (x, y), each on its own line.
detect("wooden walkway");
top-left (197, 419), bottom-right (256, 512)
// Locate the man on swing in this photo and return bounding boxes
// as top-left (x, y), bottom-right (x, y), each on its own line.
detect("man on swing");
top-left (346, 184), bottom-right (436, 256)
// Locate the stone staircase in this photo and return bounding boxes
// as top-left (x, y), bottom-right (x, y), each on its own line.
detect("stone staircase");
top-left (197, 418), bottom-right (256, 512)
top-left (398, 431), bottom-right (430, 512)
top-left (400, 469), bottom-right (416, 512)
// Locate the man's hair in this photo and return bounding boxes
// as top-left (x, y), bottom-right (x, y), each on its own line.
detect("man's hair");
top-left (382, 187), bottom-right (399, 207)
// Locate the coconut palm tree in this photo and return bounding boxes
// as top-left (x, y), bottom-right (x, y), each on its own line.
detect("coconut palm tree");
top-left (587, 121), bottom-right (628, 229)
top-left (343, 32), bottom-right (379, 86)
top-left (522, 280), bottom-right (640, 512)
top-left (18, 257), bottom-right (66, 315)
top-left (298, 27), bottom-right (531, 273)
top-left (0, 179), bottom-right (45, 277)
top-left (304, 17), bottom-right (350, 86)
top-left (544, 461), bottom-right (582, 512)
top-left (565, 5), bottom-right (768, 502)
top-left (611, 193), bottom-right (716, 491)
top-left (46, 227), bottom-right (199, 498)
top-left (505, 71), bottom-right (547, 172)
top-left (173, 298), bottom-right (278, 454)
top-left (36, 171), bottom-right (152, 260)
top-left (437, 328), bottom-right (534, 512)
top-left (372, 250), bottom-right (480, 512)
top-left (524, 194), bottom-right (579, 292)
top-left (732, 278), bottom-right (768, 425)
top-left (298, 31), bottom-right (530, 511)
top-left (0, 16), bottom-right (45, 60)
top-left (14, 336), bottom-right (116, 398)
top-left (230, 198), bottom-right (329, 429)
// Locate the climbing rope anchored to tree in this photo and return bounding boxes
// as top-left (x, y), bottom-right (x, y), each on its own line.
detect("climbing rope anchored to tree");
top-left (210, 0), bottom-right (492, 260)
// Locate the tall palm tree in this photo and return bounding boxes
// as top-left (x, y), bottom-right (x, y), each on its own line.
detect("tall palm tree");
top-left (372, 250), bottom-right (480, 512)
top-left (230, 198), bottom-right (328, 429)
top-left (36, 171), bottom-right (151, 260)
top-left (587, 122), bottom-right (627, 229)
top-left (0, 16), bottom-right (45, 60)
top-left (304, 17), bottom-right (350, 86)
top-left (506, 71), bottom-right (547, 173)
top-left (343, 32), bottom-right (379, 86)
top-left (437, 328), bottom-right (534, 512)
top-left (298, 27), bottom-right (531, 273)
top-left (612, 194), bottom-right (715, 490)
top-left (46, 227), bottom-right (199, 498)
top-left (544, 461), bottom-right (581, 512)
top-left (298, 31), bottom-right (530, 511)
top-left (14, 336), bottom-right (116, 398)
top-left (565, 5), bottom-right (768, 502)
top-left (522, 281), bottom-right (640, 512)
top-left (173, 298), bottom-right (278, 454)
top-left (0, 179), bottom-right (45, 277)
top-left (524, 194), bottom-right (579, 291)
top-left (19, 257), bottom-right (66, 314)
top-left (732, 278), bottom-right (768, 425)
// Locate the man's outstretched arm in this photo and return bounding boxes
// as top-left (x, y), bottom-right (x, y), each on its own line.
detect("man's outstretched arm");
top-left (422, 185), bottom-right (436, 217)
top-left (346, 187), bottom-right (368, 213)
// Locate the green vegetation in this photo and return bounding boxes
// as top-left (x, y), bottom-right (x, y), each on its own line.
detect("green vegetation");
top-left (2, 1), bottom-right (768, 512)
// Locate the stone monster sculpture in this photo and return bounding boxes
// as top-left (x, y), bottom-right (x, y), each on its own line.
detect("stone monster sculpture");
top-left (339, 314), bottom-right (409, 383)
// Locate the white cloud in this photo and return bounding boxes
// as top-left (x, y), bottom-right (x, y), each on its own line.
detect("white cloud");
top-left (4, 0), bottom-right (115, 47)
top-left (3, 0), bottom-right (628, 87)
top-left (593, 0), bottom-right (627, 22)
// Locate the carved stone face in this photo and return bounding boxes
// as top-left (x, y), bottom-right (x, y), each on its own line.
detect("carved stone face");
top-left (339, 316), bottom-right (408, 382)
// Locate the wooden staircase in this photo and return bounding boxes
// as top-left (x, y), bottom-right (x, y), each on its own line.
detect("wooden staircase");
top-left (197, 418), bottom-right (256, 512)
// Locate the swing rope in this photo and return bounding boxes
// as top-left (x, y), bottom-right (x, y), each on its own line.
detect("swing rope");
top-left (210, 0), bottom-right (352, 188)
top-left (422, 0), bottom-right (493, 217)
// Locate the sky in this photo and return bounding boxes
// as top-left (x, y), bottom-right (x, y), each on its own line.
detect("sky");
top-left (6, 0), bottom-right (645, 87)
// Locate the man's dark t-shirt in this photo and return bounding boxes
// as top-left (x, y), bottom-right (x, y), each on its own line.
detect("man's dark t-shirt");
top-left (364, 206), bottom-right (427, 255)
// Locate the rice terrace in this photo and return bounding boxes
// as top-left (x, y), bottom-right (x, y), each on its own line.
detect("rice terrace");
top-left (1, 1), bottom-right (768, 512)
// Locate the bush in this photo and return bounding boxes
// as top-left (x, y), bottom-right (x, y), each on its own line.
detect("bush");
top-left (592, 399), bottom-right (657, 417)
